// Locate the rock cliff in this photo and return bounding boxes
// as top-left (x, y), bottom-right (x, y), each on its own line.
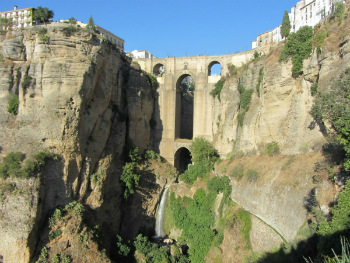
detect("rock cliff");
top-left (0, 26), bottom-right (155, 262)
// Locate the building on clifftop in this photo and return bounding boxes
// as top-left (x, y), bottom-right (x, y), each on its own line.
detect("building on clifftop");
top-left (0, 6), bottom-right (33, 30)
top-left (252, 0), bottom-right (346, 49)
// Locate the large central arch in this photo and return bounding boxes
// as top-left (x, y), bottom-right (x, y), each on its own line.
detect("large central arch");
top-left (175, 74), bottom-right (194, 140)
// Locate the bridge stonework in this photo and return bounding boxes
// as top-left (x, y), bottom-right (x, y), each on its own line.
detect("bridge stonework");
top-left (135, 51), bottom-right (255, 165)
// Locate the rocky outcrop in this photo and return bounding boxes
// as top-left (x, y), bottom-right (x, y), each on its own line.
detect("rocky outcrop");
top-left (0, 26), bottom-right (155, 263)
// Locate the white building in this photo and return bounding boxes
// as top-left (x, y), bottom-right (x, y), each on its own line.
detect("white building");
top-left (0, 6), bottom-right (33, 30)
top-left (252, 0), bottom-right (346, 49)
top-left (130, 50), bottom-right (155, 59)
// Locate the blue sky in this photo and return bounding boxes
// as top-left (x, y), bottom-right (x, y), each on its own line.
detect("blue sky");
top-left (2, 1), bottom-right (295, 57)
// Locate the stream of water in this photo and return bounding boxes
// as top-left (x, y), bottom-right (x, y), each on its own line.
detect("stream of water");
top-left (154, 187), bottom-right (169, 238)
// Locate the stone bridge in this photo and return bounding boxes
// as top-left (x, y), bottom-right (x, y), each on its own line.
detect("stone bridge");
top-left (135, 50), bottom-right (256, 169)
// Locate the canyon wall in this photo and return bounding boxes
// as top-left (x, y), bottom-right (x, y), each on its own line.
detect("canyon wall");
top-left (0, 27), bottom-right (155, 262)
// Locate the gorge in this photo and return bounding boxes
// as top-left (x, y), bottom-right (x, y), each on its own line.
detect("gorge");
top-left (0, 3), bottom-right (350, 263)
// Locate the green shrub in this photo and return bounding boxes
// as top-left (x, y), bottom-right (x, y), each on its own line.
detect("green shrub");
top-left (170, 189), bottom-right (217, 263)
top-left (38, 246), bottom-right (49, 262)
top-left (280, 26), bottom-right (313, 78)
top-left (311, 82), bottom-right (318, 96)
top-left (49, 229), bottom-right (62, 240)
top-left (134, 234), bottom-right (153, 255)
top-left (49, 208), bottom-right (63, 228)
top-left (90, 168), bottom-right (106, 185)
top-left (227, 63), bottom-right (238, 76)
top-left (237, 209), bottom-right (252, 248)
top-left (62, 25), bottom-right (78, 37)
top-left (121, 147), bottom-right (142, 199)
top-left (256, 67), bottom-right (264, 97)
top-left (230, 165), bottom-right (244, 180)
top-left (21, 151), bottom-right (53, 178)
top-left (312, 29), bottom-right (327, 55)
top-left (64, 201), bottom-right (85, 217)
top-left (78, 231), bottom-right (89, 249)
top-left (180, 163), bottom-right (207, 185)
top-left (254, 50), bottom-right (260, 59)
top-left (331, 2), bottom-right (345, 21)
top-left (60, 254), bottom-right (72, 263)
top-left (8, 94), bottom-right (19, 115)
top-left (0, 152), bottom-right (24, 179)
top-left (144, 150), bottom-right (161, 162)
top-left (237, 111), bottom-right (245, 127)
top-left (116, 235), bottom-right (131, 257)
top-left (236, 84), bottom-right (254, 126)
top-left (310, 69), bottom-right (350, 170)
top-left (22, 73), bottom-right (32, 91)
top-left (240, 89), bottom-right (254, 110)
top-left (246, 169), bottom-right (259, 182)
top-left (190, 137), bottom-right (217, 170)
top-left (146, 72), bottom-right (157, 88)
top-left (211, 77), bottom-right (226, 101)
top-left (317, 179), bottom-right (350, 255)
top-left (265, 142), bottom-right (280, 156)
top-left (0, 151), bottom-right (53, 179)
top-left (38, 27), bottom-right (47, 36)
top-left (39, 34), bottom-right (50, 44)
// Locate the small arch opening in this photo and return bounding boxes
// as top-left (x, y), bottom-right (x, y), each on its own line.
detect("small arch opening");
top-left (153, 63), bottom-right (165, 77)
top-left (175, 74), bottom-right (194, 139)
top-left (208, 61), bottom-right (221, 76)
top-left (174, 147), bottom-right (192, 173)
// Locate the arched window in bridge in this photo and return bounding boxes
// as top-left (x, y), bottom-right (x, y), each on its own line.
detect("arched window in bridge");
top-left (174, 147), bottom-right (192, 173)
top-left (175, 74), bottom-right (194, 140)
top-left (208, 61), bottom-right (221, 76)
top-left (153, 63), bottom-right (165, 77)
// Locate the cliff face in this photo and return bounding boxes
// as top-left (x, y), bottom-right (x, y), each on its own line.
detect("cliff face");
top-left (0, 27), bottom-right (155, 263)
top-left (209, 19), bottom-right (350, 249)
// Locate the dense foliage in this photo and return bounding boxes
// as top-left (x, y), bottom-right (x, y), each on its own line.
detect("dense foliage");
top-left (317, 179), bottom-right (350, 257)
top-left (281, 10), bottom-right (291, 38)
top-left (133, 234), bottom-right (187, 263)
top-left (0, 151), bottom-right (54, 179)
top-left (310, 69), bottom-right (350, 171)
top-left (236, 83), bottom-right (254, 127)
top-left (280, 26), bottom-right (313, 78)
top-left (8, 94), bottom-right (19, 115)
top-left (210, 77), bottom-right (226, 101)
top-left (33, 6), bottom-right (54, 24)
top-left (170, 176), bottom-right (233, 263)
top-left (120, 147), bottom-right (142, 199)
top-left (180, 138), bottom-right (217, 184)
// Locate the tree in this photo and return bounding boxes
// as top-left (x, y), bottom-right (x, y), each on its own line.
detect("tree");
top-left (281, 10), bottom-right (291, 39)
top-left (0, 17), bottom-right (13, 30)
top-left (86, 16), bottom-right (96, 32)
top-left (68, 17), bottom-right (77, 25)
top-left (33, 6), bottom-right (54, 24)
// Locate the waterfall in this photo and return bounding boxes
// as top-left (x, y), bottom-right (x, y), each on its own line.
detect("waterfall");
top-left (154, 187), bottom-right (169, 238)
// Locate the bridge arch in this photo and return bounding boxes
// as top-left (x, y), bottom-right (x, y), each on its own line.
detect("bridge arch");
top-left (153, 63), bottom-right (165, 77)
top-left (174, 147), bottom-right (192, 173)
top-left (175, 74), bottom-right (194, 140)
top-left (208, 61), bottom-right (222, 76)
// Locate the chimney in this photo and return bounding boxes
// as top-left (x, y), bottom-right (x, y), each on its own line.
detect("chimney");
top-left (14, 5), bottom-right (18, 10)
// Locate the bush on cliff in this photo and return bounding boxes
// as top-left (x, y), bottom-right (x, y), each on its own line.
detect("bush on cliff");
top-left (8, 94), bottom-right (19, 115)
top-left (120, 147), bottom-right (142, 199)
top-left (310, 69), bottom-right (350, 171)
top-left (280, 26), bottom-right (313, 78)
top-left (180, 138), bottom-right (218, 184)
top-left (0, 151), bottom-right (54, 179)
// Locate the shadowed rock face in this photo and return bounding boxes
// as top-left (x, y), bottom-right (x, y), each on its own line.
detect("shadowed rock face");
top-left (0, 28), bottom-right (154, 263)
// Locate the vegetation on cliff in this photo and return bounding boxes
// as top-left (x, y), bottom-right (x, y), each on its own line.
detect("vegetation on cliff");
top-left (310, 69), bottom-right (350, 171)
top-left (180, 138), bottom-right (217, 184)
